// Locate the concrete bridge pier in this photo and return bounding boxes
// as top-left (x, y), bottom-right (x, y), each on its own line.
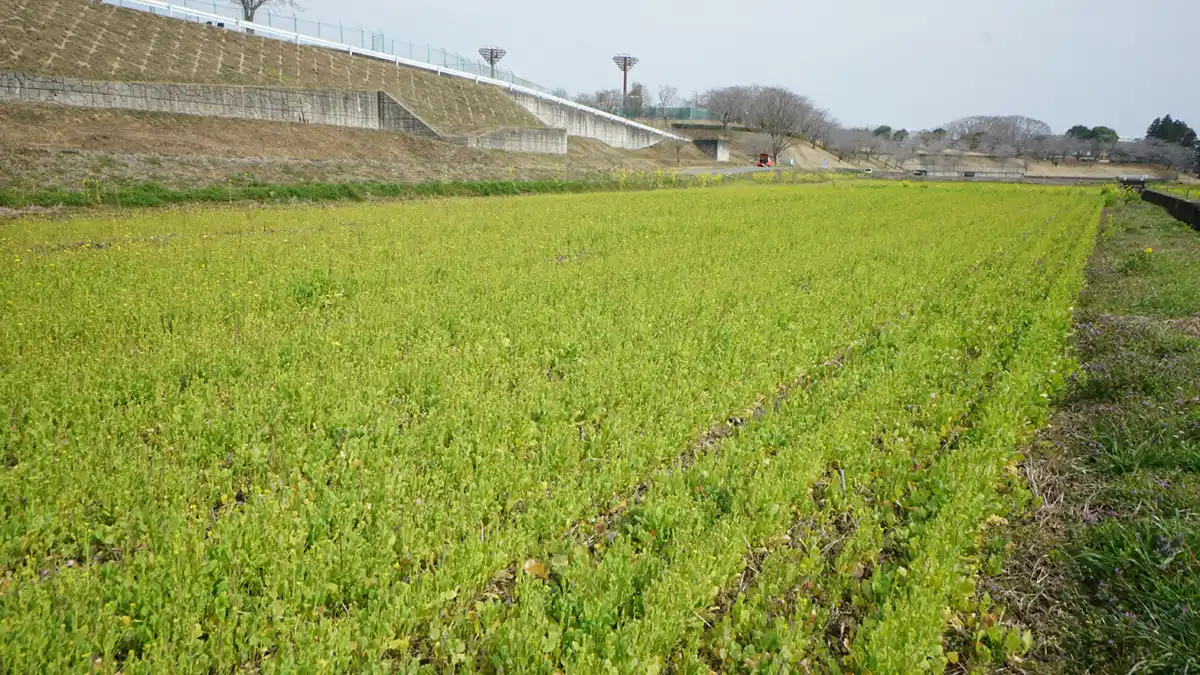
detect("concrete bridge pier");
top-left (693, 138), bottom-right (730, 162)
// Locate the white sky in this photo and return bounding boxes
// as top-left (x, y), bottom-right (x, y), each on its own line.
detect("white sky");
top-left (285, 0), bottom-right (1198, 137)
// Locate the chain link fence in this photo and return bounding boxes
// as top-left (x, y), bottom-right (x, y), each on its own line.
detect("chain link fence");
top-left (612, 106), bottom-right (720, 121)
top-left (106, 0), bottom-right (552, 93)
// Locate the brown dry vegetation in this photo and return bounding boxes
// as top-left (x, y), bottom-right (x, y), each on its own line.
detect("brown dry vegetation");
top-left (0, 102), bottom-right (720, 189)
top-left (0, 0), bottom-right (539, 135)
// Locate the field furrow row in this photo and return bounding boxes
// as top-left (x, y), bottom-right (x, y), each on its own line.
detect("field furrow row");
top-left (0, 183), bottom-right (1102, 672)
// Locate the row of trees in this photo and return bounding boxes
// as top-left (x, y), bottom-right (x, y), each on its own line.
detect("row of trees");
top-left (815, 116), bottom-right (1055, 170)
top-left (824, 114), bottom-right (1198, 175)
top-left (231, 0), bottom-right (1196, 177)
top-left (693, 85), bottom-right (835, 159)
top-left (573, 84), bottom-right (651, 114)
top-left (694, 86), bottom-right (834, 147)
top-left (1147, 115), bottom-right (1198, 147)
top-left (575, 83), bottom-right (833, 162)
top-left (572, 78), bottom-right (1199, 175)
top-left (1139, 115), bottom-right (1200, 173)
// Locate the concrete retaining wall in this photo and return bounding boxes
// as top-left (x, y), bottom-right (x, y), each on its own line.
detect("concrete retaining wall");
top-left (507, 91), bottom-right (664, 150)
top-left (375, 91), bottom-right (439, 137)
top-left (449, 127), bottom-right (568, 154)
top-left (0, 71), bottom-right (438, 138)
top-left (0, 71), bottom-right (576, 155)
top-left (1143, 189), bottom-right (1200, 230)
top-left (693, 139), bottom-right (730, 162)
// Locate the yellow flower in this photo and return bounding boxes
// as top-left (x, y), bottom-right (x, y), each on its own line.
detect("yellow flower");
top-left (1144, 247), bottom-right (1153, 254)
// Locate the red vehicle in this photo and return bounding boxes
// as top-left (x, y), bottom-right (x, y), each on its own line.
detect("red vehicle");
top-left (756, 153), bottom-right (774, 167)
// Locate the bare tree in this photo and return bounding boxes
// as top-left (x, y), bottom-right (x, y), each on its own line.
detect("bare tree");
top-left (1008, 117), bottom-right (1053, 157)
top-left (918, 128), bottom-right (948, 146)
top-left (827, 127), bottom-right (868, 162)
top-left (992, 143), bottom-right (1018, 173)
top-left (890, 134), bottom-right (922, 170)
top-left (1035, 135), bottom-right (1066, 164)
top-left (875, 137), bottom-right (899, 168)
top-left (575, 88), bottom-right (623, 111)
top-left (919, 141), bottom-right (949, 171)
top-left (943, 115), bottom-right (1052, 158)
top-left (944, 117), bottom-right (981, 145)
top-left (664, 133), bottom-right (691, 166)
top-left (1139, 139), bottom-right (1196, 177)
top-left (802, 107), bottom-right (836, 148)
top-left (626, 82), bottom-right (648, 117)
top-left (699, 85), bottom-right (756, 130)
top-left (656, 84), bottom-right (679, 122)
top-left (844, 127), bottom-right (885, 161)
top-left (749, 86), bottom-right (812, 162)
top-left (237, 0), bottom-right (300, 22)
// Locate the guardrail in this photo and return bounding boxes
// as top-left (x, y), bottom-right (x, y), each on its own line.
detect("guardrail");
top-left (103, 0), bottom-right (688, 143)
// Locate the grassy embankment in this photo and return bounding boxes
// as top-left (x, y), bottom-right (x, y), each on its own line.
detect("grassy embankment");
top-left (988, 194), bottom-right (1199, 673)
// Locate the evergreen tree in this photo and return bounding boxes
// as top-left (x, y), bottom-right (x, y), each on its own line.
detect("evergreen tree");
top-left (1147, 117), bottom-right (1162, 139)
top-left (1066, 125), bottom-right (1093, 140)
top-left (1146, 114), bottom-right (1197, 147)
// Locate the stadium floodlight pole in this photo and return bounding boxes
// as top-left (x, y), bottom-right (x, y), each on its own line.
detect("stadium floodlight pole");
top-left (612, 53), bottom-right (639, 103)
top-left (478, 46), bottom-right (507, 79)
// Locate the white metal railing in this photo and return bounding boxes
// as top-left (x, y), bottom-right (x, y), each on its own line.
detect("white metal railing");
top-left (103, 0), bottom-right (688, 142)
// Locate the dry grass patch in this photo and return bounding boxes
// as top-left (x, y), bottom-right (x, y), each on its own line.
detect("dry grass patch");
top-left (0, 102), bottom-right (723, 189)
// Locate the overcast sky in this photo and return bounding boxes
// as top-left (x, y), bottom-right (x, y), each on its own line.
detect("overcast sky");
top-left (288, 0), bottom-right (1198, 137)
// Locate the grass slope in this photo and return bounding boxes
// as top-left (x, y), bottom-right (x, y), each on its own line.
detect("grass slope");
top-left (0, 102), bottom-right (721, 191)
top-left (988, 198), bottom-right (1200, 673)
top-left (0, 0), bottom-right (540, 135)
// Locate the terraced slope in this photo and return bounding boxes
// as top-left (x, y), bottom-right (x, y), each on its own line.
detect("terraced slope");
top-left (0, 0), bottom-right (541, 135)
top-left (0, 102), bottom-right (720, 190)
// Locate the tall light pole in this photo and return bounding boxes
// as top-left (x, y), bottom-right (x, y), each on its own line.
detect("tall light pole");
top-left (612, 53), bottom-right (639, 105)
top-left (478, 46), bottom-right (507, 79)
